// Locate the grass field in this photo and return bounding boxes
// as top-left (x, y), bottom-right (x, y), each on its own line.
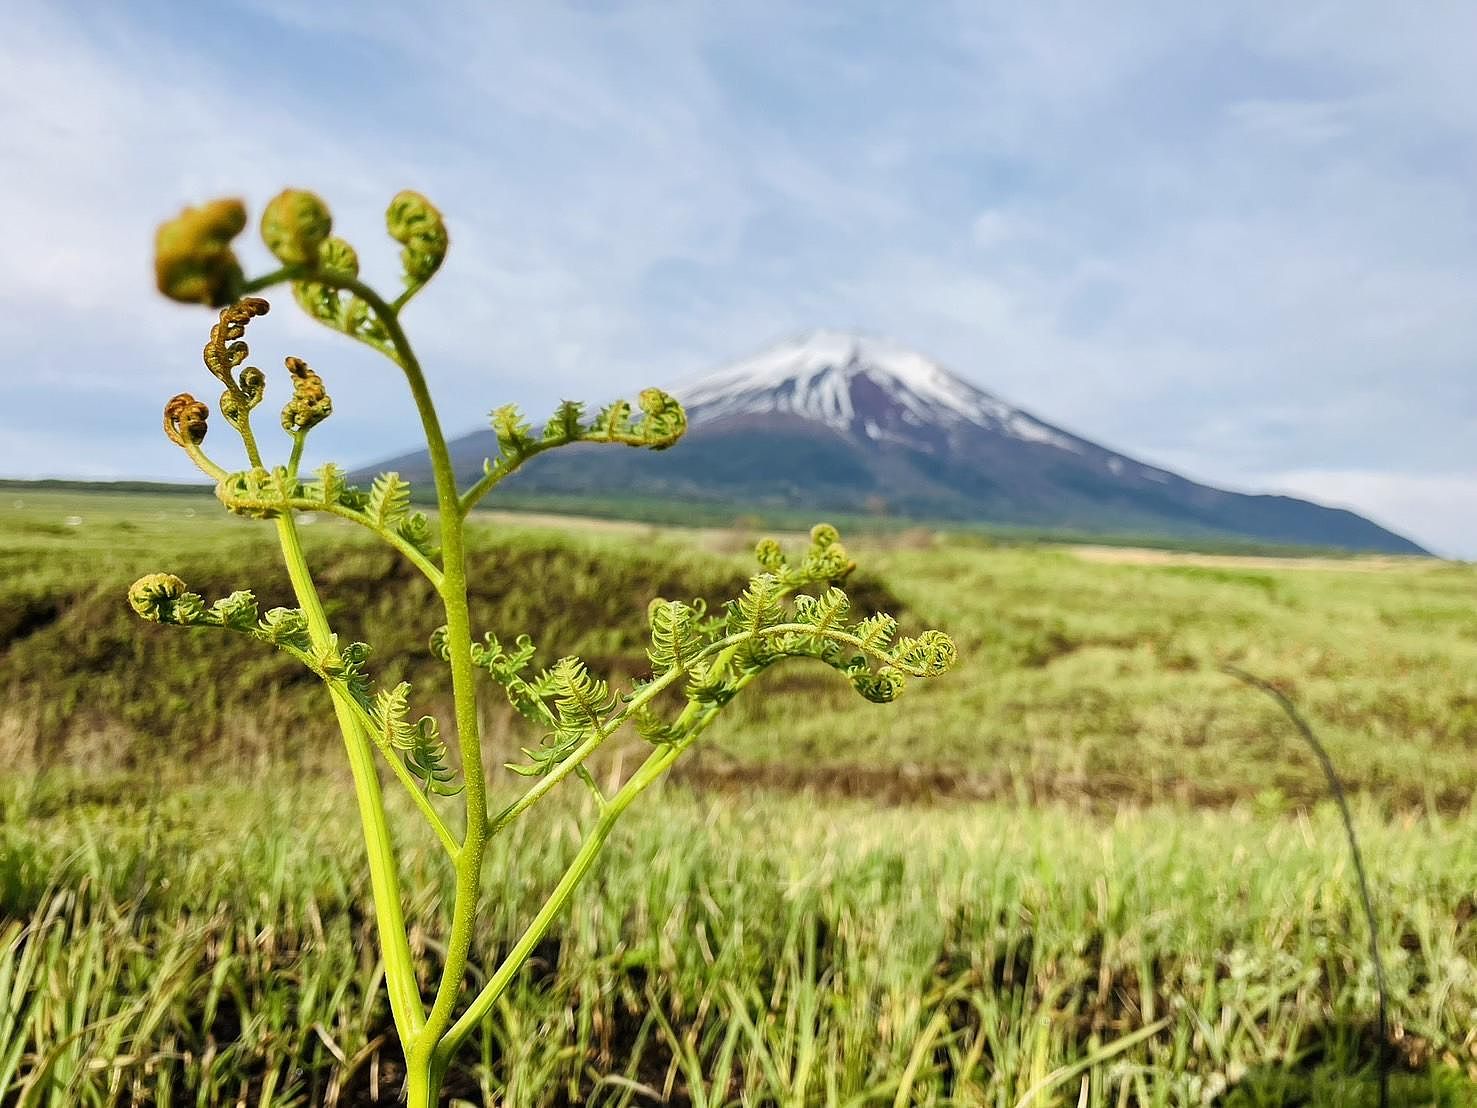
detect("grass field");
top-left (1, 490), bottom-right (1474, 1104)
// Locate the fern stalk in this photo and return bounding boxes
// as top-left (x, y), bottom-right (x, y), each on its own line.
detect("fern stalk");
top-left (133, 187), bottom-right (957, 1104)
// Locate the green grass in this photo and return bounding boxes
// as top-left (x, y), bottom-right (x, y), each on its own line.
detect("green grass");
top-left (3, 490), bottom-right (1473, 811)
top-left (2, 779), bottom-right (1474, 1105)
top-left (1, 490), bottom-right (1474, 1103)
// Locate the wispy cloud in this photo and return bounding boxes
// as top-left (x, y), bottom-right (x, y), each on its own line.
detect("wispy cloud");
top-left (2, 1), bottom-right (1474, 554)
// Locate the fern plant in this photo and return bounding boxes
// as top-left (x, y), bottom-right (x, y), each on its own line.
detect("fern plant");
top-left (132, 188), bottom-right (957, 1103)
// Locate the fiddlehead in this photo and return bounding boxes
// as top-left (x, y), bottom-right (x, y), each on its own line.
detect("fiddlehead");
top-left (260, 189), bottom-right (332, 267)
top-left (155, 198), bottom-right (248, 306)
top-left (281, 357), bottom-right (333, 434)
top-left (386, 190), bottom-right (448, 304)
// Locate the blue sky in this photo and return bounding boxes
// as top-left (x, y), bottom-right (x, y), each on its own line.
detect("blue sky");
top-left (3, 2), bottom-right (1475, 554)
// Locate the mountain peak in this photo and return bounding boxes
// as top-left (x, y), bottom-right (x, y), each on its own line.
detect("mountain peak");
top-left (361, 330), bottom-right (1427, 554)
top-left (674, 330), bottom-right (1080, 452)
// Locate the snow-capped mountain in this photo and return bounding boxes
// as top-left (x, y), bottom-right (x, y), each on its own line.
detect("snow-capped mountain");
top-left (364, 330), bottom-right (1425, 554)
top-left (679, 330), bottom-right (1077, 451)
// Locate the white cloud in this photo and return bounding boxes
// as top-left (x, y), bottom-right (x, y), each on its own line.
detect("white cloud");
top-left (0, 0), bottom-right (1474, 559)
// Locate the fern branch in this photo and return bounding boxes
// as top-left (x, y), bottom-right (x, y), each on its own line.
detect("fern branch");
top-left (339, 695), bottom-right (461, 860)
top-left (216, 474), bottom-right (444, 588)
top-left (487, 615), bottom-right (955, 836)
top-left (459, 389), bottom-right (687, 514)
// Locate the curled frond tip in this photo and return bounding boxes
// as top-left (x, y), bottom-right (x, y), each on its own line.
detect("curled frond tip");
top-left (154, 198), bottom-right (247, 306)
top-left (163, 393), bottom-right (210, 447)
top-left (281, 355), bottom-right (332, 433)
top-left (261, 189), bottom-right (332, 266)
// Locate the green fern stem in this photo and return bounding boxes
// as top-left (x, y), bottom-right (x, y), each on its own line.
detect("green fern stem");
top-left (332, 277), bottom-right (491, 1072)
top-left (437, 672), bottom-right (740, 1066)
top-left (271, 510), bottom-right (425, 1042)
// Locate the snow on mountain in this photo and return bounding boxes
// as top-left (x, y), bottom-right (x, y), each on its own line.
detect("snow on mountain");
top-left (363, 327), bottom-right (1428, 554)
top-left (675, 329), bottom-right (1080, 452)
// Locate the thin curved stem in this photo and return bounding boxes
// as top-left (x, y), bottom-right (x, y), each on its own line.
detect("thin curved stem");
top-left (338, 696), bottom-right (461, 861)
top-left (1224, 666), bottom-right (1388, 1108)
top-left (180, 441), bottom-right (228, 482)
top-left (437, 692), bottom-right (736, 1065)
top-left (286, 432), bottom-right (306, 478)
top-left (328, 276), bottom-right (491, 1066)
top-left (273, 511), bottom-right (425, 1041)
top-left (221, 494), bottom-right (445, 589)
top-left (259, 637), bottom-right (459, 861)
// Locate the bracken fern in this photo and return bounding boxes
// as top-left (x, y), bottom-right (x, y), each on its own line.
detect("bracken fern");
top-left (129, 187), bottom-right (957, 1103)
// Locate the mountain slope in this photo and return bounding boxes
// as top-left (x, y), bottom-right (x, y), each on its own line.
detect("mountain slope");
top-left (363, 330), bottom-right (1425, 554)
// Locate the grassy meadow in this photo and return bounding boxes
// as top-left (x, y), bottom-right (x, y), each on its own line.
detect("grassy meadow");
top-left (1, 489), bottom-right (1475, 1104)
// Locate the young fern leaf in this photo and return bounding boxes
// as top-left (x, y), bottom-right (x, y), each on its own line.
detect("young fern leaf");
top-left (632, 703), bottom-right (682, 745)
top-left (891, 630), bottom-right (959, 677)
top-left (505, 657), bottom-right (617, 777)
top-left (260, 607), bottom-right (312, 651)
top-left (396, 512), bottom-right (439, 559)
top-left (852, 612), bottom-right (897, 652)
top-left (590, 399), bottom-right (633, 438)
top-left (793, 587), bottom-right (851, 648)
top-left (309, 462), bottom-right (349, 507)
top-left (549, 656), bottom-right (617, 734)
top-left (491, 405), bottom-right (536, 461)
top-left (544, 400), bottom-right (586, 444)
top-left (464, 630), bottom-right (557, 729)
top-left (647, 599), bottom-right (708, 679)
top-left (727, 572), bottom-right (784, 671)
top-left (367, 472), bottom-right (412, 530)
top-left (371, 683), bottom-right (459, 795)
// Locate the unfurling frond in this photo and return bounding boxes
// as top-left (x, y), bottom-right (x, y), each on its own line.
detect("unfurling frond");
top-left (629, 526), bottom-right (956, 731)
top-left (467, 390), bottom-right (689, 508)
top-left (260, 189), bottom-right (332, 266)
top-left (366, 473), bottom-right (412, 529)
top-left (259, 607), bottom-right (311, 651)
top-left (371, 683), bottom-right (458, 795)
top-left (155, 198), bottom-right (247, 306)
top-left (386, 190), bottom-right (448, 290)
top-left (284, 229), bottom-right (390, 352)
top-left (292, 235), bottom-right (361, 332)
top-left (852, 612), bottom-right (897, 652)
top-left (396, 512), bottom-right (438, 558)
top-left (544, 400), bottom-right (586, 444)
top-left (127, 574), bottom-right (193, 623)
top-left (462, 631), bottom-right (556, 729)
top-left (633, 703), bottom-right (680, 745)
top-left (202, 298), bottom-right (272, 433)
top-left (490, 405), bottom-right (536, 461)
top-left (647, 599), bottom-right (707, 678)
top-left (891, 629), bottom-right (958, 677)
top-left (634, 388), bottom-right (686, 447)
top-left (307, 462), bottom-right (349, 507)
top-left (504, 655), bottom-right (610, 776)
top-left (848, 667), bottom-right (908, 704)
top-left (549, 656), bottom-right (617, 735)
top-left (216, 468), bottom-right (295, 519)
top-left (754, 523), bottom-right (856, 589)
top-left (794, 587), bottom-right (851, 641)
top-left (585, 389), bottom-right (686, 450)
top-left (164, 393), bottom-right (211, 448)
top-left (209, 590), bottom-right (260, 632)
top-left (280, 356), bottom-right (332, 433)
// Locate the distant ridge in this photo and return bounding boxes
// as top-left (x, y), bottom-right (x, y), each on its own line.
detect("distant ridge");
top-left (362, 331), bottom-right (1425, 555)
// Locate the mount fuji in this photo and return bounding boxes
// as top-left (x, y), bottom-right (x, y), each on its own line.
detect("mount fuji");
top-left (365, 331), bottom-right (1424, 554)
